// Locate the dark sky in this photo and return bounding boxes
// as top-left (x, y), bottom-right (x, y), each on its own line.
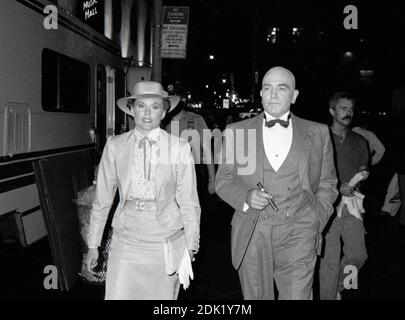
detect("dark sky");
top-left (162, 0), bottom-right (405, 119)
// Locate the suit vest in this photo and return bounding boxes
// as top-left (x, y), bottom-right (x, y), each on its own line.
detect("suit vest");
top-left (261, 129), bottom-right (310, 225)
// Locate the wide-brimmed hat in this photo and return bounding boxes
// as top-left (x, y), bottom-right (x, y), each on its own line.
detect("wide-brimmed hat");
top-left (117, 81), bottom-right (180, 116)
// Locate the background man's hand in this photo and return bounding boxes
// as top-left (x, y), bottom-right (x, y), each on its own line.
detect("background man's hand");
top-left (340, 182), bottom-right (354, 197)
top-left (85, 248), bottom-right (99, 274)
top-left (245, 188), bottom-right (272, 210)
top-left (359, 170), bottom-right (370, 180)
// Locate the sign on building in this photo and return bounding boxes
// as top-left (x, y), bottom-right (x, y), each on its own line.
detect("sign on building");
top-left (161, 6), bottom-right (190, 59)
top-left (79, 0), bottom-right (104, 33)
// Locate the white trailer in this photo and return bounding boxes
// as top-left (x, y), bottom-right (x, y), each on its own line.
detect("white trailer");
top-left (0, 0), bottom-right (125, 246)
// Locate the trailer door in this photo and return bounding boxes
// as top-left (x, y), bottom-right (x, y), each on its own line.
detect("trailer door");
top-left (96, 64), bottom-right (107, 153)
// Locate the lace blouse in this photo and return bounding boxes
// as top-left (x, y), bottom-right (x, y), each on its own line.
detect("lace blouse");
top-left (127, 128), bottom-right (160, 201)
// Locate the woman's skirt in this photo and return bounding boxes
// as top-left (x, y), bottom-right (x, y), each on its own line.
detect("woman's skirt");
top-left (105, 200), bottom-right (180, 300)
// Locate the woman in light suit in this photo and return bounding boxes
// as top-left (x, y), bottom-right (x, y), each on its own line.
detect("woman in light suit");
top-left (85, 81), bottom-right (201, 300)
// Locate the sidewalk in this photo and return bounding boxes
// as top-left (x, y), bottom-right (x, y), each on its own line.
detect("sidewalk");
top-left (1, 201), bottom-right (404, 300)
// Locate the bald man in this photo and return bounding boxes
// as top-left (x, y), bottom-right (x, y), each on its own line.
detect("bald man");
top-left (216, 66), bottom-right (338, 299)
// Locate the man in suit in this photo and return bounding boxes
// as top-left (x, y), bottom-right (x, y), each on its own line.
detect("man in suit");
top-left (215, 66), bottom-right (338, 300)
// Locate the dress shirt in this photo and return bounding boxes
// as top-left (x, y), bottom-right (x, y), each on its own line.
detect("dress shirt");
top-left (243, 111), bottom-right (292, 211)
top-left (263, 111), bottom-right (293, 172)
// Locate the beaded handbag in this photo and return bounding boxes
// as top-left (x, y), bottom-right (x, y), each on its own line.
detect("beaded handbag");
top-left (75, 184), bottom-right (112, 285)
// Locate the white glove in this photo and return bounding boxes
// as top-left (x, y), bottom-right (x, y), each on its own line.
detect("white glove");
top-left (177, 248), bottom-right (194, 290)
top-left (338, 192), bottom-right (365, 220)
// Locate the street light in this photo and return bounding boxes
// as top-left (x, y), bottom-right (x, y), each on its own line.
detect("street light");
top-left (343, 51), bottom-right (354, 58)
top-left (209, 55), bottom-right (215, 60)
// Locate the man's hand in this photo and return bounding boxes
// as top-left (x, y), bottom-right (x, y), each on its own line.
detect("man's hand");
top-left (359, 170), bottom-right (370, 181)
top-left (207, 180), bottom-right (216, 195)
top-left (340, 183), bottom-right (354, 197)
top-left (245, 188), bottom-right (272, 210)
top-left (189, 250), bottom-right (196, 262)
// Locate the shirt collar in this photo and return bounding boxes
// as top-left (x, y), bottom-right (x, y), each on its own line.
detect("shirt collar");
top-left (263, 111), bottom-right (291, 121)
top-left (134, 127), bottom-right (161, 141)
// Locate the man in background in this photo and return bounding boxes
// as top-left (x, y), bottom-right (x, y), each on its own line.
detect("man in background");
top-left (165, 94), bottom-right (216, 196)
top-left (319, 91), bottom-right (370, 300)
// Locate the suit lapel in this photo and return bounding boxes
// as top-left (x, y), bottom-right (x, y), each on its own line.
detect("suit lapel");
top-left (292, 114), bottom-right (314, 183)
top-left (254, 114), bottom-right (264, 184)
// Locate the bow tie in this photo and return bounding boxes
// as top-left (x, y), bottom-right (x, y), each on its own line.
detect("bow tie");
top-left (138, 136), bottom-right (157, 149)
top-left (264, 114), bottom-right (291, 128)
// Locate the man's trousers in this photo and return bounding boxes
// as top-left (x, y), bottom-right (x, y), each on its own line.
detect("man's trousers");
top-left (237, 209), bottom-right (319, 300)
top-left (319, 209), bottom-right (368, 300)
